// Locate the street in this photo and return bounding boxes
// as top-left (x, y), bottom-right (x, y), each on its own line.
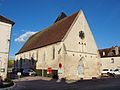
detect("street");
top-left (12, 76), bottom-right (120, 90)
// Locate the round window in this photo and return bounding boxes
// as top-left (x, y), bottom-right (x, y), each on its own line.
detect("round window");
top-left (79, 31), bottom-right (85, 39)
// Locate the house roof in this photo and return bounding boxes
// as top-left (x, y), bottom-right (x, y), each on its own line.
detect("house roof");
top-left (0, 15), bottom-right (15, 25)
top-left (16, 11), bottom-right (79, 55)
top-left (99, 46), bottom-right (120, 58)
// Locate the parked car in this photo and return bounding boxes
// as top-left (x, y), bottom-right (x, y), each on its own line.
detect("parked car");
top-left (12, 68), bottom-right (23, 74)
top-left (101, 68), bottom-right (120, 78)
top-left (101, 69), bottom-right (114, 76)
top-left (22, 69), bottom-right (36, 76)
top-left (102, 69), bottom-right (110, 74)
top-left (111, 69), bottom-right (120, 76)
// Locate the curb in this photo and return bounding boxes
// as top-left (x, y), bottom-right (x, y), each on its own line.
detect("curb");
top-left (0, 82), bottom-right (16, 90)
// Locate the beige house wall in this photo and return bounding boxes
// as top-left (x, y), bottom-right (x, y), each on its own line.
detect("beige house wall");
top-left (101, 57), bottom-right (120, 70)
top-left (0, 21), bottom-right (12, 80)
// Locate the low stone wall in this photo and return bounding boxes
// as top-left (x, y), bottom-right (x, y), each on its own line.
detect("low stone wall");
top-left (36, 69), bottom-right (58, 79)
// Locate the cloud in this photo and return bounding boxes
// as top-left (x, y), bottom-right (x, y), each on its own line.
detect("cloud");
top-left (15, 31), bottom-right (37, 43)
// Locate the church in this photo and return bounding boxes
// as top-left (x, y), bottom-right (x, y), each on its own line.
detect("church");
top-left (15, 10), bottom-right (101, 80)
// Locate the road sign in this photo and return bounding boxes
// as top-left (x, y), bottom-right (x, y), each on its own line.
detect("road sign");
top-left (59, 63), bottom-right (62, 68)
top-left (58, 68), bottom-right (62, 74)
top-left (47, 67), bottom-right (52, 74)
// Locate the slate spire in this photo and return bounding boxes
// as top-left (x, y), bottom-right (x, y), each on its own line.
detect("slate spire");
top-left (54, 12), bottom-right (67, 23)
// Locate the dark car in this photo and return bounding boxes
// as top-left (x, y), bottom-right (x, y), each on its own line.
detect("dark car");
top-left (12, 68), bottom-right (23, 74)
top-left (22, 69), bottom-right (36, 76)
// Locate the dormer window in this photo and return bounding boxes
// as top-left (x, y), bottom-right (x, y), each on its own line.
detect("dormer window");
top-left (112, 50), bottom-right (115, 55)
top-left (103, 51), bottom-right (105, 56)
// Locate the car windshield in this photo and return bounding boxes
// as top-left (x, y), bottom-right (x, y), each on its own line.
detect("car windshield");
top-left (114, 69), bottom-right (119, 71)
top-left (103, 69), bottom-right (108, 71)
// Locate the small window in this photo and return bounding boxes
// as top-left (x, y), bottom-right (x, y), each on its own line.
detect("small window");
top-left (111, 58), bottom-right (114, 63)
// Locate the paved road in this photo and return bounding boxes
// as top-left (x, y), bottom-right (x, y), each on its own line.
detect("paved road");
top-left (12, 77), bottom-right (120, 90)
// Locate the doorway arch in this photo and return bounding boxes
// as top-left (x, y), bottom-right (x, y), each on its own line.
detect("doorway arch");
top-left (77, 57), bottom-right (87, 78)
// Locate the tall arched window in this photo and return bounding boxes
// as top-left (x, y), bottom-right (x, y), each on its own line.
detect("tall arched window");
top-left (53, 47), bottom-right (55, 59)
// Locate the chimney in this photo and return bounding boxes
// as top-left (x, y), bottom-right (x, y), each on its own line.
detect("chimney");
top-left (115, 46), bottom-right (119, 55)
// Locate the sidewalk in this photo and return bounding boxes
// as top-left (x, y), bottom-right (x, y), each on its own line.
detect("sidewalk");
top-left (13, 76), bottom-right (52, 82)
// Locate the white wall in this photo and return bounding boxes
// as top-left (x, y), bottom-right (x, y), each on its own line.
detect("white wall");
top-left (0, 21), bottom-right (12, 80)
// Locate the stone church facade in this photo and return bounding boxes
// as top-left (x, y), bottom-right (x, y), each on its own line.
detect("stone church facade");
top-left (15, 10), bottom-right (101, 80)
top-left (0, 16), bottom-right (14, 80)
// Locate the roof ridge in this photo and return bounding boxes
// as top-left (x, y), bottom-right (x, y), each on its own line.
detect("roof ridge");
top-left (0, 15), bottom-right (15, 25)
top-left (29, 11), bottom-right (78, 40)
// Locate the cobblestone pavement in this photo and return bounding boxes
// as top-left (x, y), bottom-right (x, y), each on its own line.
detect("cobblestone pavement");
top-left (12, 76), bottom-right (120, 90)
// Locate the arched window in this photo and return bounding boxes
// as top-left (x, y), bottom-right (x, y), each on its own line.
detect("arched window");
top-left (53, 47), bottom-right (55, 59)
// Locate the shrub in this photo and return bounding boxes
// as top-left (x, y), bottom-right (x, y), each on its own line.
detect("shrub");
top-left (35, 69), bottom-right (42, 76)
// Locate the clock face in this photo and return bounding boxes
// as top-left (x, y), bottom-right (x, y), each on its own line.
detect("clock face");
top-left (79, 31), bottom-right (85, 39)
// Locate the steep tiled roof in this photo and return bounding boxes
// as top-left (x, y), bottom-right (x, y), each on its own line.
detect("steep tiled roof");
top-left (16, 11), bottom-right (79, 54)
top-left (0, 15), bottom-right (15, 25)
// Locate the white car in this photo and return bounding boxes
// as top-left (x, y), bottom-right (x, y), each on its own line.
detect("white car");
top-left (111, 69), bottom-right (120, 76)
top-left (101, 69), bottom-right (113, 76)
top-left (102, 69), bottom-right (110, 74)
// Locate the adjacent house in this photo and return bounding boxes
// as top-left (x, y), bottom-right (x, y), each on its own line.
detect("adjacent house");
top-left (15, 10), bottom-right (101, 80)
top-left (99, 46), bottom-right (120, 70)
top-left (0, 16), bottom-right (14, 80)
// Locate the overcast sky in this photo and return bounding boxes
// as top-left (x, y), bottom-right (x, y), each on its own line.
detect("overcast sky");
top-left (0, 0), bottom-right (120, 59)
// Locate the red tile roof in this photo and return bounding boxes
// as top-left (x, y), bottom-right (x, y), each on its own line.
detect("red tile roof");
top-left (16, 11), bottom-right (79, 54)
top-left (0, 15), bottom-right (15, 25)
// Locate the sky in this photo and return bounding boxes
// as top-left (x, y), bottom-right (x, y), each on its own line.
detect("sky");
top-left (0, 0), bottom-right (120, 59)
